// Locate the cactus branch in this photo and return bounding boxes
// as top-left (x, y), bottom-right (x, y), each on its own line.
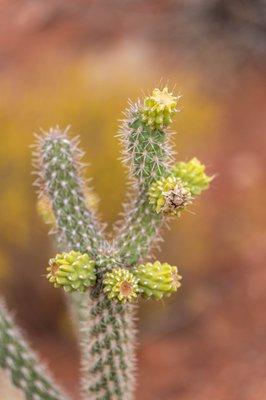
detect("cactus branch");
top-left (113, 93), bottom-right (177, 265)
top-left (33, 126), bottom-right (106, 256)
top-left (34, 127), bottom-right (137, 399)
top-left (79, 294), bottom-right (136, 400)
top-left (0, 299), bottom-right (70, 400)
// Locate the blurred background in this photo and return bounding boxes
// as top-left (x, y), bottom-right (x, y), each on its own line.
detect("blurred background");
top-left (0, 1), bottom-right (265, 399)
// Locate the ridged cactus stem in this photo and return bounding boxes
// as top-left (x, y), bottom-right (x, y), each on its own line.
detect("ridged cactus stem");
top-left (34, 128), bottom-right (136, 399)
top-left (0, 299), bottom-right (70, 400)
top-left (79, 294), bottom-right (136, 400)
top-left (114, 192), bottom-right (162, 265)
top-left (114, 92), bottom-right (176, 265)
top-left (34, 127), bottom-right (106, 256)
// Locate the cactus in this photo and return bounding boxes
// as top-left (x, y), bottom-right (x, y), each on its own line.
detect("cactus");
top-left (0, 299), bottom-right (69, 400)
top-left (0, 87), bottom-right (212, 399)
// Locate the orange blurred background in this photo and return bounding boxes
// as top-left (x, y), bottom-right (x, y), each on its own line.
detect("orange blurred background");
top-left (0, 1), bottom-right (265, 399)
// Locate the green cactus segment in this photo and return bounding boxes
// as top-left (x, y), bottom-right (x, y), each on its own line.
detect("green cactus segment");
top-left (140, 87), bottom-right (178, 129)
top-left (135, 261), bottom-right (182, 300)
top-left (79, 293), bottom-right (136, 399)
top-left (114, 192), bottom-right (163, 266)
top-left (35, 127), bottom-right (105, 256)
top-left (148, 175), bottom-right (192, 216)
top-left (115, 89), bottom-right (177, 265)
top-left (103, 268), bottom-right (139, 303)
top-left (37, 190), bottom-right (98, 228)
top-left (47, 251), bottom-right (96, 292)
top-left (0, 299), bottom-right (69, 400)
top-left (120, 88), bottom-right (177, 187)
top-left (125, 116), bottom-right (169, 186)
top-left (172, 157), bottom-right (213, 197)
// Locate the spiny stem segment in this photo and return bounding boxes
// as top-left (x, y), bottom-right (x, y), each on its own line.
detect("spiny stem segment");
top-left (35, 128), bottom-right (136, 399)
top-left (0, 299), bottom-right (70, 400)
top-left (113, 89), bottom-right (178, 265)
top-left (34, 127), bottom-right (105, 256)
top-left (79, 294), bottom-right (136, 400)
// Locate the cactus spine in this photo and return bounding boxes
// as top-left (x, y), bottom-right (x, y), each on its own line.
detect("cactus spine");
top-left (0, 87), bottom-right (212, 399)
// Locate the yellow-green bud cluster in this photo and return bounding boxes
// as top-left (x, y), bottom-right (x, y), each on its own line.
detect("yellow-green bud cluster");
top-left (46, 251), bottom-right (182, 303)
top-left (148, 175), bottom-right (191, 216)
top-left (47, 251), bottom-right (96, 292)
top-left (102, 262), bottom-right (182, 303)
top-left (134, 261), bottom-right (181, 300)
top-left (172, 157), bottom-right (213, 196)
top-left (141, 87), bottom-right (178, 129)
top-left (103, 268), bottom-right (139, 303)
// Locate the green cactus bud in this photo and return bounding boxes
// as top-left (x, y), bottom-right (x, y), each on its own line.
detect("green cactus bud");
top-left (134, 261), bottom-right (182, 300)
top-left (141, 87), bottom-right (178, 129)
top-left (36, 195), bottom-right (56, 226)
top-left (148, 175), bottom-right (192, 216)
top-left (47, 251), bottom-right (96, 292)
top-left (103, 268), bottom-right (139, 303)
top-left (172, 157), bottom-right (213, 196)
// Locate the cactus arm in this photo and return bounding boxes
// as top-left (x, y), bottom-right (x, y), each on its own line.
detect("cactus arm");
top-left (33, 126), bottom-right (106, 256)
top-left (113, 191), bottom-right (163, 265)
top-left (113, 94), bottom-right (176, 265)
top-left (34, 128), bottom-right (136, 399)
top-left (71, 255), bottom-right (136, 399)
top-left (79, 294), bottom-right (136, 400)
top-left (0, 299), bottom-right (70, 400)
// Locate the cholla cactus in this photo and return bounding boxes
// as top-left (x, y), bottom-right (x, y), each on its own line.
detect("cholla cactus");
top-left (0, 87), bottom-right (212, 400)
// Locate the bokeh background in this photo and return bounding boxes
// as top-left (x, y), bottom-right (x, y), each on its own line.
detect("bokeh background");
top-left (0, 1), bottom-right (266, 399)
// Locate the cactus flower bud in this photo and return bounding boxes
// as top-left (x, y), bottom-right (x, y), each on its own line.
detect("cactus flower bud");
top-left (148, 175), bottom-right (191, 216)
top-left (47, 251), bottom-right (96, 292)
top-left (103, 268), bottom-right (139, 303)
top-left (172, 157), bottom-right (213, 196)
top-left (141, 87), bottom-right (178, 129)
top-left (134, 261), bottom-right (182, 300)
